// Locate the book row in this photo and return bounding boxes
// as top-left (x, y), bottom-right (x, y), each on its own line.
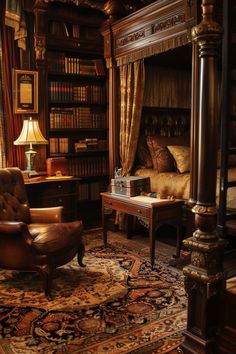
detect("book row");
top-left (48, 21), bottom-right (100, 42)
top-left (49, 21), bottom-right (80, 38)
top-left (74, 138), bottom-right (107, 152)
top-left (49, 107), bottom-right (107, 129)
top-left (49, 138), bottom-right (69, 153)
top-left (68, 156), bottom-right (108, 177)
top-left (47, 53), bottom-right (105, 76)
top-left (49, 81), bottom-right (106, 103)
top-left (49, 137), bottom-right (108, 154)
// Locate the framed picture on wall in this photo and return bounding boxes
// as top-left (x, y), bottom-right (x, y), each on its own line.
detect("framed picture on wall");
top-left (13, 69), bottom-right (38, 114)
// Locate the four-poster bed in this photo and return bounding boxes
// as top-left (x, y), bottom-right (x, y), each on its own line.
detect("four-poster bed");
top-left (102, 0), bottom-right (234, 352)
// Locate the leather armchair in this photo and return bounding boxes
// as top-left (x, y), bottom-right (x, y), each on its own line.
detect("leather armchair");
top-left (0, 168), bottom-right (85, 300)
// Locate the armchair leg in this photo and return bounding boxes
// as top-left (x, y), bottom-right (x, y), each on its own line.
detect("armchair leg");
top-left (78, 244), bottom-right (86, 267)
top-left (38, 265), bottom-right (53, 301)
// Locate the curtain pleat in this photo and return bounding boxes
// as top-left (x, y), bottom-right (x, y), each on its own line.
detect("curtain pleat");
top-left (119, 59), bottom-right (145, 176)
top-left (117, 59), bottom-right (145, 229)
top-left (117, 34), bottom-right (189, 67)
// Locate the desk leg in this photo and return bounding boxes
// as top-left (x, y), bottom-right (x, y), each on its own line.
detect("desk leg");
top-left (149, 210), bottom-right (156, 268)
top-left (101, 199), bottom-right (108, 247)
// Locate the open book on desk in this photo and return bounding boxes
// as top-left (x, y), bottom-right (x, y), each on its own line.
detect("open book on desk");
top-left (129, 196), bottom-right (179, 206)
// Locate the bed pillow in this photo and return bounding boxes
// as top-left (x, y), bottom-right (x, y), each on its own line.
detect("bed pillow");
top-left (146, 136), bottom-right (175, 172)
top-left (167, 145), bottom-right (190, 173)
top-left (136, 134), bottom-right (153, 168)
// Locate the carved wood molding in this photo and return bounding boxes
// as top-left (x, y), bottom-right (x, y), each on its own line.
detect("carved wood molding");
top-left (116, 28), bottom-right (146, 48)
top-left (152, 12), bottom-right (185, 34)
top-left (34, 35), bottom-right (46, 61)
top-left (102, 0), bottom-right (198, 66)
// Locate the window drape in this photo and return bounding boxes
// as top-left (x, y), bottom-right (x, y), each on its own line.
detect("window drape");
top-left (3, 26), bottom-right (25, 169)
top-left (119, 59), bottom-right (145, 176)
top-left (0, 0), bottom-right (26, 169)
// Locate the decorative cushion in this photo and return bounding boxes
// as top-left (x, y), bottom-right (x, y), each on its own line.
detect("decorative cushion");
top-left (167, 145), bottom-right (190, 173)
top-left (146, 136), bottom-right (175, 172)
top-left (136, 135), bottom-right (153, 168)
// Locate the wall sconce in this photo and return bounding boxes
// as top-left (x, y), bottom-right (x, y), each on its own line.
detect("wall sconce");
top-left (14, 116), bottom-right (48, 177)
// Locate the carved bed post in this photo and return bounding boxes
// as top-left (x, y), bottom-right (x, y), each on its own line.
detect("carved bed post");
top-left (102, 24), bottom-right (120, 179)
top-left (180, 1), bottom-right (226, 353)
top-left (188, 41), bottom-right (199, 207)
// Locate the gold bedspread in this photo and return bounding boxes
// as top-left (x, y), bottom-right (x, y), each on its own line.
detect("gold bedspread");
top-left (135, 166), bottom-right (236, 209)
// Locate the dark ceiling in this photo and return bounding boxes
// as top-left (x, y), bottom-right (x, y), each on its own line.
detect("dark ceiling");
top-left (28, 0), bottom-right (157, 16)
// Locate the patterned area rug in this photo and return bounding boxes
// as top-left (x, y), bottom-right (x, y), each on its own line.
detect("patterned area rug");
top-left (0, 232), bottom-right (187, 354)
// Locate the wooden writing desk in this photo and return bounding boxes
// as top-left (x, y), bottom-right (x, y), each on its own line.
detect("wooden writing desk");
top-left (25, 176), bottom-right (80, 221)
top-left (101, 192), bottom-right (185, 267)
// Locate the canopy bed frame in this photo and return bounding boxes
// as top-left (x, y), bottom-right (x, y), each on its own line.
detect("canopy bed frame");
top-left (102, 0), bottom-right (232, 353)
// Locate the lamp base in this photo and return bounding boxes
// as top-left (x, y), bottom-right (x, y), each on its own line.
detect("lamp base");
top-left (25, 148), bottom-right (37, 178)
top-left (22, 169), bottom-right (39, 179)
top-left (28, 169), bottom-right (39, 178)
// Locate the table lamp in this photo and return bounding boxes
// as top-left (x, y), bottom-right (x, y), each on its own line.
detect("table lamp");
top-left (14, 116), bottom-right (48, 177)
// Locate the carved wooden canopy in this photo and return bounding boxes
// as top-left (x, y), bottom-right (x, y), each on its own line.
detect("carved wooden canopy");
top-left (102, 0), bottom-right (200, 67)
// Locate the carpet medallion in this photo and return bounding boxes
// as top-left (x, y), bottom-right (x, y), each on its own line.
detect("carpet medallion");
top-left (0, 243), bottom-right (187, 353)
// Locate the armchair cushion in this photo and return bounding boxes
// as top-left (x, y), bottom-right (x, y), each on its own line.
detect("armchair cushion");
top-left (30, 206), bottom-right (63, 223)
top-left (31, 220), bottom-right (83, 254)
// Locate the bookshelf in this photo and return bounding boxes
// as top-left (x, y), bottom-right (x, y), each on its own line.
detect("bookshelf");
top-left (42, 3), bottom-right (108, 228)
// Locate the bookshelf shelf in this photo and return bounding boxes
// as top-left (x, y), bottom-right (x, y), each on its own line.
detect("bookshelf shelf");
top-left (49, 128), bottom-right (107, 133)
top-left (41, 2), bottom-right (108, 227)
top-left (48, 102), bottom-right (107, 108)
top-left (50, 150), bottom-right (108, 157)
top-left (48, 71), bottom-right (106, 79)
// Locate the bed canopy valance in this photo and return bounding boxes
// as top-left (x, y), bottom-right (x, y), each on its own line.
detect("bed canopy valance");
top-left (102, 0), bottom-right (198, 67)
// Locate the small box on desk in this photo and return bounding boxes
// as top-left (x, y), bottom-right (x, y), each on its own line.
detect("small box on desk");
top-left (111, 176), bottom-right (150, 197)
top-left (46, 157), bottom-right (68, 177)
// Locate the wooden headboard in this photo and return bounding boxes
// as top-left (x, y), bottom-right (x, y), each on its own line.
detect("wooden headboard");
top-left (141, 106), bottom-right (190, 137)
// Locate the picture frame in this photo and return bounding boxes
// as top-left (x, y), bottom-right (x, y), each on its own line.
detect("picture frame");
top-left (13, 69), bottom-right (38, 114)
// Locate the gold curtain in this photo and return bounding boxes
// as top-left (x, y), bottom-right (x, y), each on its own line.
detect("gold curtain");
top-left (117, 59), bottom-right (145, 230)
top-left (119, 59), bottom-right (145, 176)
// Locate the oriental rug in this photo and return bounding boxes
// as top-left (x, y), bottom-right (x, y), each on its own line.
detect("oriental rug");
top-left (0, 230), bottom-right (187, 354)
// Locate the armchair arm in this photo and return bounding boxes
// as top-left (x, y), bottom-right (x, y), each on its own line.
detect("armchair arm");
top-left (30, 206), bottom-right (63, 224)
top-left (0, 221), bottom-right (28, 234)
top-left (0, 221), bottom-right (33, 246)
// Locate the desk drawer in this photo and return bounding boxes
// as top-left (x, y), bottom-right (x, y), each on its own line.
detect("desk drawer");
top-left (103, 197), bottom-right (150, 218)
top-left (40, 181), bottom-right (76, 196)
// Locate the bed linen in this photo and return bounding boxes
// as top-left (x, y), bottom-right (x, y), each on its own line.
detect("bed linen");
top-left (135, 166), bottom-right (236, 209)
